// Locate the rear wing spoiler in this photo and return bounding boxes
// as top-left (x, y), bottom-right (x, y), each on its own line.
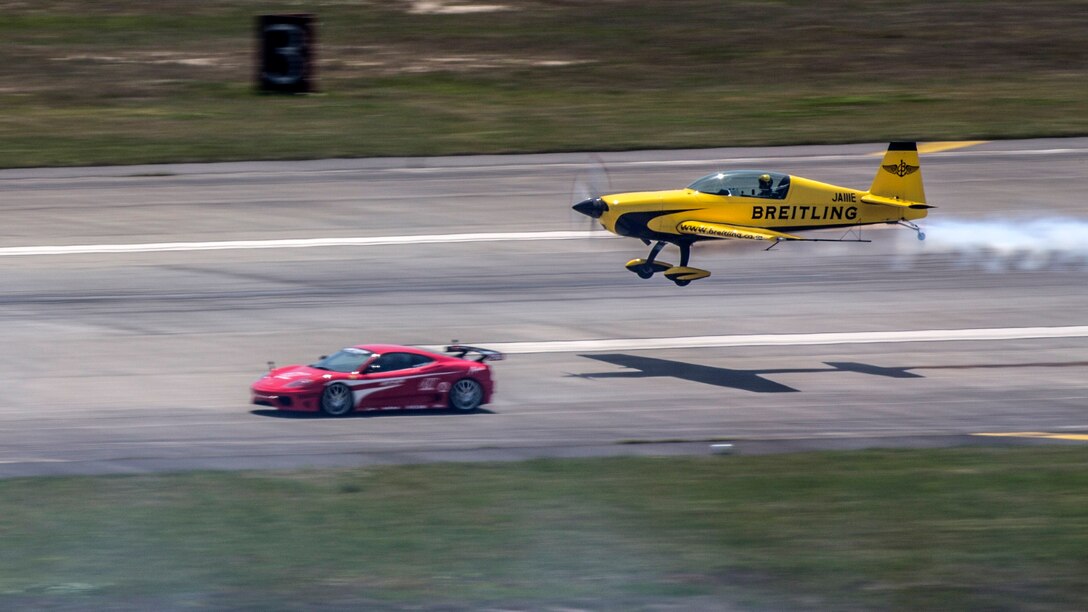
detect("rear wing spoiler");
top-left (445, 344), bottom-right (505, 362)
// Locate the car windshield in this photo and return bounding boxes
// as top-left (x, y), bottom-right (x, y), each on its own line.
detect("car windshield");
top-left (310, 348), bottom-right (374, 372)
top-left (688, 171), bottom-right (790, 199)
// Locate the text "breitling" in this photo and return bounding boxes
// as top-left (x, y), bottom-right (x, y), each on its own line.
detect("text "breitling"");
top-left (752, 205), bottom-right (858, 221)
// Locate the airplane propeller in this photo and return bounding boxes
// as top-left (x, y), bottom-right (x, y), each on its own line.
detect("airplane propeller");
top-left (569, 154), bottom-right (612, 232)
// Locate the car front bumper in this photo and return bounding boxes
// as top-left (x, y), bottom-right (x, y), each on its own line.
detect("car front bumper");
top-left (250, 386), bottom-right (320, 411)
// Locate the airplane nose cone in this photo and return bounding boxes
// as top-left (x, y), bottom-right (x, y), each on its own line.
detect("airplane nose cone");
top-left (573, 197), bottom-right (608, 219)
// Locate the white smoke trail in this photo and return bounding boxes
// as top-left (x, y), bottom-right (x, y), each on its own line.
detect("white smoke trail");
top-left (903, 217), bottom-right (1088, 272)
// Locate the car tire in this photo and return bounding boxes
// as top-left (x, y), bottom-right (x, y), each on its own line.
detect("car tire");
top-left (448, 378), bottom-right (483, 411)
top-left (320, 383), bottom-right (354, 416)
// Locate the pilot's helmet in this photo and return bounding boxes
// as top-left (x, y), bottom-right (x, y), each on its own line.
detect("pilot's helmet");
top-left (759, 173), bottom-right (772, 187)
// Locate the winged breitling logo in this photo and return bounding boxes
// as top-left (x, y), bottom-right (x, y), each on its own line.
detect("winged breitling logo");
top-left (882, 159), bottom-right (920, 177)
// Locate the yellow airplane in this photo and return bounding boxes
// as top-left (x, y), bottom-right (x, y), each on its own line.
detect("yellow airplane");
top-left (572, 142), bottom-right (933, 286)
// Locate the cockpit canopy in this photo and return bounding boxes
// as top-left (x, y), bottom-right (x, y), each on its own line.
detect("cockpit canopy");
top-left (687, 171), bottom-right (790, 200)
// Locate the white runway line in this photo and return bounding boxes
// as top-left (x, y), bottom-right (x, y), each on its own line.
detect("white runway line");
top-left (0, 230), bottom-right (613, 257)
top-left (441, 326), bottom-right (1088, 354)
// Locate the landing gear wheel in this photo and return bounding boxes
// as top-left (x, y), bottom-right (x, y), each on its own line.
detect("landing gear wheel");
top-left (320, 383), bottom-right (354, 416)
top-left (918, 232), bottom-right (926, 241)
top-left (664, 266), bottom-right (710, 286)
top-left (448, 379), bottom-right (483, 411)
top-left (626, 258), bottom-right (673, 279)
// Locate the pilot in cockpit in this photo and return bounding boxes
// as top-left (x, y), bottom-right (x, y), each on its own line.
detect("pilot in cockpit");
top-left (758, 173), bottom-right (774, 197)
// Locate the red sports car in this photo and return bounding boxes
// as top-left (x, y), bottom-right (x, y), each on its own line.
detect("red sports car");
top-left (251, 344), bottom-right (502, 416)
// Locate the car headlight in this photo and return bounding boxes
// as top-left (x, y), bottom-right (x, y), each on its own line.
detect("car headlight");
top-left (285, 378), bottom-right (315, 388)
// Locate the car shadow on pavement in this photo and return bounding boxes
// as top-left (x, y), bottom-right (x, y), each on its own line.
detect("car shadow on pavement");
top-left (250, 407), bottom-right (495, 419)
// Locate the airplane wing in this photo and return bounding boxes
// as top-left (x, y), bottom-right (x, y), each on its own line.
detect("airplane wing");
top-left (860, 194), bottom-right (934, 209)
top-left (676, 221), bottom-right (803, 242)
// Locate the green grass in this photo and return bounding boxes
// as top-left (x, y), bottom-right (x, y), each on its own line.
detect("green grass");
top-left (3, 448), bottom-right (1088, 609)
top-left (0, 0), bottom-right (1084, 167)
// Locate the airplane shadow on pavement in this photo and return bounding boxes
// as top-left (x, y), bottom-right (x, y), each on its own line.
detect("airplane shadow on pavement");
top-left (573, 354), bottom-right (1088, 394)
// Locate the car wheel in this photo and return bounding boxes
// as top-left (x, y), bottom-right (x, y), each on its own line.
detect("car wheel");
top-left (448, 378), bottom-right (483, 411)
top-left (320, 383), bottom-right (354, 416)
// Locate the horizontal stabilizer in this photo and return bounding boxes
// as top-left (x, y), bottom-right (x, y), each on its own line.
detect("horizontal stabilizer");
top-left (860, 194), bottom-right (935, 209)
top-left (677, 221), bottom-right (803, 241)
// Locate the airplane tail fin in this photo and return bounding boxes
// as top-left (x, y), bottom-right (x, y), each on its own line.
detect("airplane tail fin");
top-left (869, 142), bottom-right (926, 205)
